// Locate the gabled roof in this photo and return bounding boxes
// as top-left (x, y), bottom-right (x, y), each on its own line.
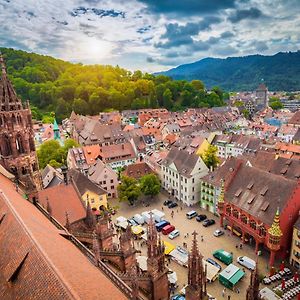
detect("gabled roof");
top-left (41, 164), bottom-right (63, 189)
top-left (162, 147), bottom-right (203, 176)
top-left (38, 182), bottom-right (86, 225)
top-left (0, 174), bottom-right (127, 299)
top-left (68, 168), bottom-right (107, 196)
top-left (123, 162), bottom-right (153, 179)
top-left (225, 164), bottom-right (298, 226)
top-left (288, 110), bottom-right (300, 126)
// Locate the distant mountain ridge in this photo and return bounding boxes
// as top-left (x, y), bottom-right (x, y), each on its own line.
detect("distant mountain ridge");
top-left (157, 51), bottom-right (300, 91)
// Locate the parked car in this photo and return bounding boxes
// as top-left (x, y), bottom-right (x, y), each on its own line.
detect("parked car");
top-left (163, 199), bottom-right (172, 206)
top-left (196, 214), bottom-right (207, 222)
top-left (237, 256), bottom-right (256, 270)
top-left (127, 218), bottom-right (138, 226)
top-left (186, 210), bottom-right (198, 219)
top-left (155, 220), bottom-right (170, 232)
top-left (213, 229), bottom-right (224, 237)
top-left (171, 295), bottom-right (185, 300)
top-left (203, 219), bottom-right (215, 227)
top-left (168, 202), bottom-right (178, 208)
top-left (206, 258), bottom-right (222, 270)
top-left (168, 229), bottom-right (180, 240)
top-left (162, 225), bottom-right (175, 235)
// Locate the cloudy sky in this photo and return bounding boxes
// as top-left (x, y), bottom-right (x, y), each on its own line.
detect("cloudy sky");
top-left (0, 0), bottom-right (299, 72)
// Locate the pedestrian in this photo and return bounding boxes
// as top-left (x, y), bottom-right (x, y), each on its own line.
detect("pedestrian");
top-left (222, 288), bottom-right (226, 297)
top-left (227, 295), bottom-right (231, 300)
top-left (236, 244), bottom-right (238, 249)
top-left (181, 206), bottom-right (183, 211)
top-left (237, 288), bottom-right (240, 294)
top-left (239, 243), bottom-right (242, 249)
top-left (201, 236), bottom-right (204, 242)
top-left (162, 206), bottom-right (164, 211)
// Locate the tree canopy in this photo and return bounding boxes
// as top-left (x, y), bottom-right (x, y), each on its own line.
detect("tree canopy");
top-left (1, 47), bottom-right (226, 122)
top-left (117, 176), bottom-right (141, 205)
top-left (140, 174), bottom-right (161, 198)
top-left (37, 138), bottom-right (79, 169)
top-left (201, 145), bottom-right (220, 170)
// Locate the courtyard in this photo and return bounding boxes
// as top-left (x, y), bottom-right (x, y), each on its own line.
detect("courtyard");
top-left (110, 192), bottom-right (272, 300)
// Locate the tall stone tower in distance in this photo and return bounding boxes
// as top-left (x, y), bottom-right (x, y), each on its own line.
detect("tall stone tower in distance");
top-left (0, 52), bottom-right (41, 195)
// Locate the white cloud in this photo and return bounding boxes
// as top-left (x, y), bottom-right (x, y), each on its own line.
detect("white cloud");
top-left (0, 0), bottom-right (299, 70)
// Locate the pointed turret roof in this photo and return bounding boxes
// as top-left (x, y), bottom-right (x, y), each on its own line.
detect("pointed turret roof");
top-left (0, 52), bottom-right (23, 111)
top-left (218, 179), bottom-right (225, 204)
top-left (268, 208), bottom-right (282, 237)
top-left (53, 118), bottom-right (59, 131)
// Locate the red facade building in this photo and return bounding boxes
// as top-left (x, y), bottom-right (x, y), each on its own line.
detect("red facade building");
top-left (217, 164), bottom-right (300, 266)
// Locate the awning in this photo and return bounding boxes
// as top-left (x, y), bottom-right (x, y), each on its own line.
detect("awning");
top-left (164, 241), bottom-right (175, 255)
top-left (229, 269), bottom-right (245, 285)
top-left (131, 225), bottom-right (144, 235)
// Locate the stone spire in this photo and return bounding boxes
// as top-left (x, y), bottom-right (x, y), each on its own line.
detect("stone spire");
top-left (268, 208), bottom-right (282, 237)
top-left (85, 200), bottom-right (96, 228)
top-left (246, 263), bottom-right (260, 300)
top-left (92, 230), bottom-right (100, 266)
top-left (65, 211), bottom-right (70, 230)
top-left (0, 53), bottom-right (42, 194)
top-left (0, 52), bottom-right (23, 111)
top-left (186, 231), bottom-right (208, 300)
top-left (146, 212), bottom-right (169, 300)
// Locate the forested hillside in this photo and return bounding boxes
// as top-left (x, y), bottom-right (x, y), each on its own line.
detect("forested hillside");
top-left (0, 48), bottom-right (226, 122)
top-left (158, 51), bottom-right (300, 91)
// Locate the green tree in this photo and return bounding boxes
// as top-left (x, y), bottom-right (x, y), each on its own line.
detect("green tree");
top-left (163, 88), bottom-right (173, 110)
top-left (37, 140), bottom-right (62, 169)
top-left (117, 176), bottom-right (141, 205)
top-left (242, 109), bottom-right (250, 119)
top-left (140, 174), bottom-right (161, 198)
top-left (201, 145), bottom-right (220, 169)
top-left (269, 101), bottom-right (283, 110)
top-left (191, 80), bottom-right (205, 91)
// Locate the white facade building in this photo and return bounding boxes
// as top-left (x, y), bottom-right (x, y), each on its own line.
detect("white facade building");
top-left (161, 148), bottom-right (209, 206)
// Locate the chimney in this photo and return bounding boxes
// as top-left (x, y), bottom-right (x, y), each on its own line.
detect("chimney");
top-left (61, 165), bottom-right (68, 185)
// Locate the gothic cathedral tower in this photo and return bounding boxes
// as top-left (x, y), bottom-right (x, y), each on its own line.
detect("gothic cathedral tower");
top-left (0, 53), bottom-right (41, 194)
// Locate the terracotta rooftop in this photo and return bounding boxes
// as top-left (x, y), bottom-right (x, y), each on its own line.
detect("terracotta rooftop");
top-left (100, 143), bottom-right (136, 161)
top-left (123, 162), bottom-right (153, 179)
top-left (0, 174), bottom-right (128, 299)
top-left (82, 144), bottom-right (101, 165)
top-left (38, 182), bottom-right (86, 225)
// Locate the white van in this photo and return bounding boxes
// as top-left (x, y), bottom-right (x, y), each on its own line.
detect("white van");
top-left (186, 210), bottom-right (198, 219)
top-left (237, 256), bottom-right (256, 270)
top-left (168, 229), bottom-right (180, 240)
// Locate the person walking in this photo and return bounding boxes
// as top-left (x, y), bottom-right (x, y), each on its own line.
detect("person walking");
top-left (222, 288), bottom-right (226, 297)
top-left (227, 295), bottom-right (231, 300)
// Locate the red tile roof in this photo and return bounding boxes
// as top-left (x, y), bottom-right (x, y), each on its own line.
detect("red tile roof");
top-left (123, 162), bottom-right (153, 179)
top-left (0, 174), bottom-right (128, 299)
top-left (83, 144), bottom-right (101, 165)
top-left (38, 182), bottom-right (86, 225)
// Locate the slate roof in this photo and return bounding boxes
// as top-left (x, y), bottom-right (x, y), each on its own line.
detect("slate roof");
top-left (0, 174), bottom-right (128, 300)
top-left (41, 164), bottom-right (63, 189)
top-left (293, 128), bottom-right (300, 143)
top-left (68, 168), bottom-right (107, 196)
top-left (201, 157), bottom-right (244, 187)
top-left (225, 164), bottom-right (298, 226)
top-left (288, 110), bottom-right (300, 126)
top-left (162, 147), bottom-right (200, 176)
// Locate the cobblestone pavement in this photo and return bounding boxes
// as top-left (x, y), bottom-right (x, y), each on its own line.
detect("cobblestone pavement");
top-left (110, 193), bottom-right (272, 300)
